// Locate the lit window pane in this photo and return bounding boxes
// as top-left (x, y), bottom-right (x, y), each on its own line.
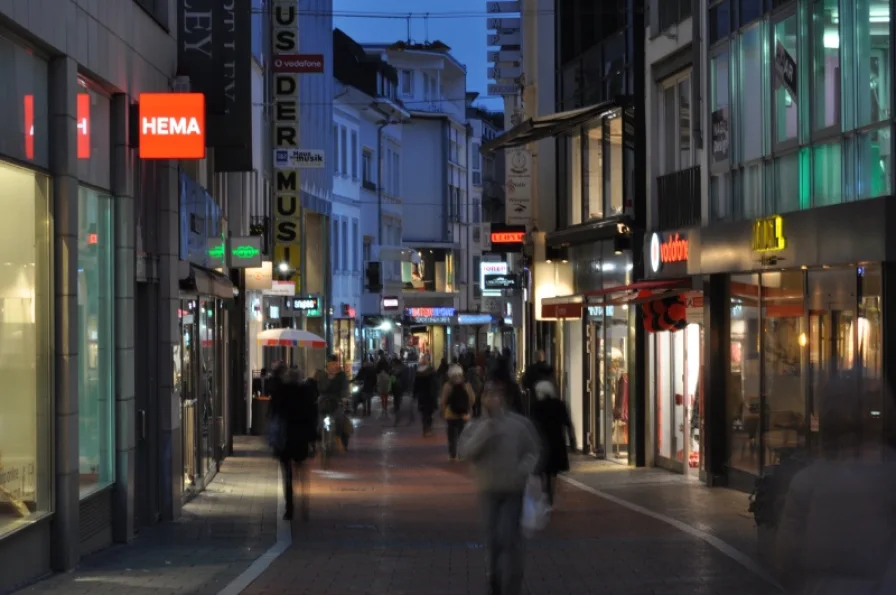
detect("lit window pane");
top-left (774, 16), bottom-right (798, 143)
top-left (856, 125), bottom-right (892, 200)
top-left (812, 142), bottom-right (842, 206)
top-left (811, 0), bottom-right (840, 131)
top-left (774, 152), bottom-right (800, 213)
top-left (855, 0), bottom-right (891, 126)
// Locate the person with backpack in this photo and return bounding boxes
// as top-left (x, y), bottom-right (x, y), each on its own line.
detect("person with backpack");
top-left (440, 364), bottom-right (475, 460)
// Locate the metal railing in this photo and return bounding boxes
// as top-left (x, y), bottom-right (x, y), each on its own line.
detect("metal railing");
top-left (656, 166), bottom-right (701, 230)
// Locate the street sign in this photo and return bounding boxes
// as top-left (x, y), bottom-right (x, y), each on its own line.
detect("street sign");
top-left (487, 32), bottom-right (521, 46)
top-left (274, 149), bottom-right (325, 169)
top-left (488, 49), bottom-right (522, 63)
top-left (488, 83), bottom-right (518, 96)
top-left (489, 66), bottom-right (522, 80)
top-left (486, 1), bottom-right (520, 13)
top-left (487, 18), bottom-right (520, 30)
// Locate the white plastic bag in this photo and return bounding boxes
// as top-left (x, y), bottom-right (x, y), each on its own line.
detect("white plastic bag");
top-left (520, 477), bottom-right (551, 537)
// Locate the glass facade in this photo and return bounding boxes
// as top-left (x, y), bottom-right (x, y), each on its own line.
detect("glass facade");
top-left (77, 187), bottom-right (115, 497)
top-left (709, 0), bottom-right (894, 221)
top-left (0, 162), bottom-right (52, 537)
top-left (726, 266), bottom-right (883, 477)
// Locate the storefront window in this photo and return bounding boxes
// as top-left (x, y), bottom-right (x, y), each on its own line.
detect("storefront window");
top-left (710, 172), bottom-right (732, 220)
top-left (199, 298), bottom-right (217, 475)
top-left (812, 141), bottom-right (842, 206)
top-left (0, 163), bottom-right (52, 536)
top-left (0, 35), bottom-right (49, 168)
top-left (711, 50), bottom-right (730, 166)
top-left (582, 122), bottom-right (603, 220)
top-left (858, 264), bottom-right (883, 453)
top-left (605, 116), bottom-right (623, 217)
top-left (762, 272), bottom-right (806, 466)
top-left (729, 274), bottom-right (760, 476)
top-left (569, 134), bottom-right (583, 225)
top-left (75, 84), bottom-right (111, 189)
top-left (77, 187), bottom-right (115, 497)
top-left (605, 303), bottom-right (629, 461)
top-left (853, 0), bottom-right (891, 128)
top-left (739, 24), bottom-right (767, 161)
top-left (774, 15), bottom-right (799, 144)
top-left (856, 125), bottom-right (892, 199)
top-left (811, 0), bottom-right (839, 132)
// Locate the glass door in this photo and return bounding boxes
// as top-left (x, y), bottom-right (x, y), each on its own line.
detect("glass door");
top-left (605, 306), bottom-right (629, 461)
top-left (179, 299), bottom-right (198, 490)
top-left (587, 320), bottom-right (605, 457)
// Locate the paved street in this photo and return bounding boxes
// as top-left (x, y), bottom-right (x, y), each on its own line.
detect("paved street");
top-left (243, 417), bottom-right (779, 595)
top-left (15, 437), bottom-right (280, 595)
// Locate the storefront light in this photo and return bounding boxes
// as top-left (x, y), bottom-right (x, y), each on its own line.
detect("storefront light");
top-left (378, 320), bottom-right (393, 331)
top-left (278, 261), bottom-right (290, 273)
top-left (798, 332), bottom-right (808, 347)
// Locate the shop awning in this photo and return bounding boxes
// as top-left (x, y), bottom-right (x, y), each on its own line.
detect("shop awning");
top-left (179, 264), bottom-right (236, 300)
top-left (585, 279), bottom-right (693, 305)
top-left (541, 295), bottom-right (584, 319)
top-left (480, 97), bottom-right (629, 153)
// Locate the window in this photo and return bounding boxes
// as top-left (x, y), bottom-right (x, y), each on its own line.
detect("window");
top-left (852, 1), bottom-right (891, 128)
top-left (710, 172), bottom-right (732, 221)
top-left (362, 149), bottom-right (374, 186)
top-left (811, 0), bottom-right (839, 133)
top-left (473, 171), bottom-right (482, 185)
top-left (423, 72), bottom-right (430, 100)
top-left (392, 151), bottom-right (400, 196)
top-left (774, 151), bottom-right (801, 213)
top-left (350, 131), bottom-right (358, 179)
top-left (472, 199), bottom-right (481, 223)
top-left (339, 126), bottom-right (347, 176)
top-left (739, 25), bottom-right (766, 161)
top-left (0, 163), bottom-right (52, 537)
top-left (473, 226), bottom-right (481, 243)
top-left (774, 15), bottom-right (799, 144)
top-left (333, 125), bottom-right (340, 174)
top-left (659, 73), bottom-right (691, 173)
top-left (78, 187), bottom-right (115, 497)
top-left (341, 219), bottom-right (348, 272)
top-left (400, 69), bottom-right (413, 96)
top-left (856, 125), bottom-right (892, 200)
top-left (583, 123), bottom-right (604, 220)
top-left (657, 0), bottom-right (691, 33)
top-left (384, 148), bottom-right (392, 194)
top-left (134, 0), bottom-right (169, 29)
top-left (352, 219), bottom-right (360, 272)
top-left (709, 0), bottom-right (731, 45)
top-left (569, 134), bottom-right (583, 224)
top-left (332, 218), bottom-right (340, 272)
top-left (711, 51), bottom-right (731, 165)
top-left (812, 141), bottom-right (842, 206)
top-left (472, 143), bottom-right (481, 170)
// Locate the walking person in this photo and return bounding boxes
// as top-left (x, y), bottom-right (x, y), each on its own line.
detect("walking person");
top-left (414, 355), bottom-right (439, 436)
top-left (269, 366), bottom-right (318, 521)
top-left (350, 359), bottom-right (377, 416)
top-left (440, 364), bottom-right (475, 460)
top-left (530, 380), bottom-right (576, 506)
top-left (376, 364), bottom-right (392, 419)
top-left (315, 354), bottom-right (351, 450)
top-left (391, 356), bottom-right (410, 426)
top-left (458, 373), bottom-right (543, 595)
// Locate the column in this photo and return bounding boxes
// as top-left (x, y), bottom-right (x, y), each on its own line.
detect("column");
top-left (111, 94), bottom-right (136, 541)
top-left (48, 56), bottom-right (80, 571)
top-left (703, 274), bottom-right (731, 485)
top-left (157, 161), bottom-right (183, 520)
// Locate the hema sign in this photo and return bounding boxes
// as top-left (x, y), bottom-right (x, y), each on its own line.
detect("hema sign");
top-left (138, 93), bottom-right (206, 159)
top-left (177, 0), bottom-right (253, 171)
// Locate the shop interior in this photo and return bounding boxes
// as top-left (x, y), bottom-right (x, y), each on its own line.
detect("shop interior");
top-left (586, 303), bottom-right (631, 462)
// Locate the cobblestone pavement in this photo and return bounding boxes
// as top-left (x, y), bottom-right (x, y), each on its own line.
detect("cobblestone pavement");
top-left (565, 457), bottom-right (759, 565)
top-left (15, 437), bottom-right (280, 595)
top-left (243, 417), bottom-right (779, 595)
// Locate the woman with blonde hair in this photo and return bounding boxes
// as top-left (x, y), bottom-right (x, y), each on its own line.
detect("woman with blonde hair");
top-left (440, 364), bottom-right (475, 460)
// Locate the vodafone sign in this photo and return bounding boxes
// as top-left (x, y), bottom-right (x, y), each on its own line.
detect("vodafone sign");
top-left (649, 232), bottom-right (689, 274)
top-left (138, 93), bottom-right (206, 159)
top-left (272, 54), bottom-right (325, 73)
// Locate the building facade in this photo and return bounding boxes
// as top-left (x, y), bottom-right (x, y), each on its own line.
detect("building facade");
top-left (643, 0), bottom-right (895, 492)
top-left (365, 41), bottom-right (470, 361)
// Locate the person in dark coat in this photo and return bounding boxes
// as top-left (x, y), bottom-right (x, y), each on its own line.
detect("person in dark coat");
top-left (492, 357), bottom-right (525, 415)
top-left (351, 359), bottom-right (377, 416)
top-left (269, 367), bottom-right (318, 521)
top-left (413, 355), bottom-right (439, 436)
top-left (530, 380), bottom-right (576, 506)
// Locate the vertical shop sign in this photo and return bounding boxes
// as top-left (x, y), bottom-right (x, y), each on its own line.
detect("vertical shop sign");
top-left (711, 108), bottom-right (728, 162)
top-left (505, 147), bottom-right (531, 226)
top-left (77, 93), bottom-right (91, 159)
top-left (23, 95), bottom-right (34, 160)
top-left (271, 0), bottom-right (301, 290)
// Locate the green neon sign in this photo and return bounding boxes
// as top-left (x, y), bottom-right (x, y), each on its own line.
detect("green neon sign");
top-left (208, 244), bottom-right (225, 260)
top-left (232, 245), bottom-right (261, 260)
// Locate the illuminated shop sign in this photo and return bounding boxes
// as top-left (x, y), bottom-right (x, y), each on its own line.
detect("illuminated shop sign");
top-left (489, 224), bottom-right (526, 253)
top-left (480, 261), bottom-right (509, 295)
top-left (77, 93), bottom-right (90, 159)
top-left (137, 93), bottom-right (206, 159)
top-left (293, 296), bottom-right (319, 310)
top-left (457, 313), bottom-right (494, 325)
top-left (382, 296), bottom-right (400, 310)
top-left (751, 215), bottom-right (786, 253)
top-left (405, 306), bottom-right (455, 325)
top-left (24, 95), bottom-right (34, 160)
top-left (483, 273), bottom-right (517, 290)
top-left (649, 232), bottom-right (688, 273)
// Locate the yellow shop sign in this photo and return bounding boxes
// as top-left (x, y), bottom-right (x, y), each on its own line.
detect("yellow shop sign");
top-left (751, 215), bottom-right (786, 252)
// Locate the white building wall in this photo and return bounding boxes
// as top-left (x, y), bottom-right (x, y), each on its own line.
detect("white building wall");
top-left (332, 95), bottom-right (362, 318)
top-left (401, 118), bottom-right (446, 242)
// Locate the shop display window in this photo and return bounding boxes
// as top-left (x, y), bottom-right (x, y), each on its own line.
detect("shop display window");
top-left (77, 187), bottom-right (115, 497)
top-left (729, 274), bottom-right (761, 476)
top-left (0, 163), bottom-right (52, 537)
top-left (178, 300), bottom-right (197, 489)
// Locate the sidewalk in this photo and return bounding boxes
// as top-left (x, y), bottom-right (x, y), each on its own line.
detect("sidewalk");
top-left (564, 456), bottom-right (760, 566)
top-left (16, 437), bottom-right (280, 595)
top-left (241, 417), bottom-right (778, 595)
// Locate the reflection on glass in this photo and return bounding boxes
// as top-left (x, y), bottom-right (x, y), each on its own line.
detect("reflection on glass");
top-left (606, 116), bottom-right (624, 217)
top-left (583, 121), bottom-right (603, 220)
top-left (812, 142), bottom-right (842, 206)
top-left (740, 25), bottom-right (764, 161)
top-left (569, 134), bottom-right (583, 224)
top-left (77, 188), bottom-right (115, 497)
top-left (812, 0), bottom-right (840, 131)
top-left (855, 1), bottom-right (891, 126)
top-left (859, 265), bottom-right (883, 455)
top-left (774, 16), bottom-right (798, 143)
top-left (0, 164), bottom-right (52, 537)
top-left (856, 125), bottom-right (891, 199)
top-left (711, 52), bottom-right (730, 114)
top-left (729, 274), bottom-right (761, 476)
top-left (762, 271), bottom-right (806, 466)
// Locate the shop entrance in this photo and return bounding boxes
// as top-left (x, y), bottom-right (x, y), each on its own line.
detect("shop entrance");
top-left (585, 304), bottom-right (630, 462)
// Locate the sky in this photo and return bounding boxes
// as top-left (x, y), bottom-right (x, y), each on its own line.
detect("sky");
top-left (333, 0), bottom-right (503, 112)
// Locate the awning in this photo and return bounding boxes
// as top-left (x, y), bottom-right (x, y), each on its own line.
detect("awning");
top-left (541, 295), bottom-right (584, 320)
top-left (585, 279), bottom-right (693, 305)
top-left (481, 97), bottom-right (630, 153)
top-left (179, 264), bottom-right (236, 300)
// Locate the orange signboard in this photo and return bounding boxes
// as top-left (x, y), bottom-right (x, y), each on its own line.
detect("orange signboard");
top-left (77, 93), bottom-right (90, 159)
top-left (491, 231), bottom-right (525, 243)
top-left (138, 93), bottom-right (206, 159)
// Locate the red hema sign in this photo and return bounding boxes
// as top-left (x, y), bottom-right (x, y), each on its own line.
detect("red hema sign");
top-left (138, 93), bottom-right (206, 159)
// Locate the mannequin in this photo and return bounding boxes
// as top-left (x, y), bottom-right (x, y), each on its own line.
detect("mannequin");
top-left (612, 360), bottom-right (629, 455)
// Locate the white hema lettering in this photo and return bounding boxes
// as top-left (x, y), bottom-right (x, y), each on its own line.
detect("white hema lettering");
top-left (77, 118), bottom-right (88, 135)
top-left (142, 117), bottom-right (202, 135)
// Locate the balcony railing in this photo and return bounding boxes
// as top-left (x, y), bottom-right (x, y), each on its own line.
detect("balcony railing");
top-left (249, 215), bottom-right (270, 255)
top-left (656, 166), bottom-right (701, 230)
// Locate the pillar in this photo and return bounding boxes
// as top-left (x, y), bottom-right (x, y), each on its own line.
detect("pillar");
top-left (158, 161), bottom-right (183, 520)
top-left (48, 56), bottom-right (80, 571)
top-left (703, 274), bottom-right (731, 485)
top-left (111, 94), bottom-right (136, 541)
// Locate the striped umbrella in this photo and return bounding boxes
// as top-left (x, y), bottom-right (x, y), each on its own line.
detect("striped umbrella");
top-left (256, 328), bottom-right (327, 349)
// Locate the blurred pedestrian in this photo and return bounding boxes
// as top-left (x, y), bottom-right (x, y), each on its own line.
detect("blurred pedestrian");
top-left (350, 359), bottom-right (377, 416)
top-left (414, 354), bottom-right (439, 436)
top-left (530, 380), bottom-right (576, 506)
top-left (458, 373), bottom-right (542, 595)
top-left (440, 364), bottom-right (474, 460)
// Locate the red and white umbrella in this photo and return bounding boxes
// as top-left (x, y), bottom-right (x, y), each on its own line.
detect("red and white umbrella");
top-left (256, 328), bottom-right (326, 349)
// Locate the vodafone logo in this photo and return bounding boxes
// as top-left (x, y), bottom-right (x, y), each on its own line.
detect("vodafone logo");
top-left (650, 232), bottom-right (689, 273)
top-left (650, 233), bottom-right (661, 273)
top-left (273, 54), bottom-right (325, 73)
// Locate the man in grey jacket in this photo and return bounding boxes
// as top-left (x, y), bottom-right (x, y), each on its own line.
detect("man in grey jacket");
top-left (458, 376), bottom-right (543, 595)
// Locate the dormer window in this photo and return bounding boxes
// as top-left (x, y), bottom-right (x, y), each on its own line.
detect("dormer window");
top-left (400, 69), bottom-right (413, 97)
